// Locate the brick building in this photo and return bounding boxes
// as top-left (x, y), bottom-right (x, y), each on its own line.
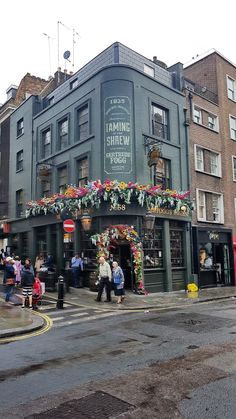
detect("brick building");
top-left (184, 51), bottom-right (236, 288)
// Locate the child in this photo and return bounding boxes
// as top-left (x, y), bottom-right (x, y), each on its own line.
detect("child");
top-left (32, 277), bottom-right (42, 309)
top-left (14, 256), bottom-right (23, 287)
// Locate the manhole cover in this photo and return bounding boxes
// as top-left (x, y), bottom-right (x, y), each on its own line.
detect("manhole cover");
top-left (26, 391), bottom-right (134, 418)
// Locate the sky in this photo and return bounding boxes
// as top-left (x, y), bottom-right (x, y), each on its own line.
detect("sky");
top-left (0, 0), bottom-right (235, 104)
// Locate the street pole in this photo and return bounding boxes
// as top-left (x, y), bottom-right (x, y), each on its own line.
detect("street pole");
top-left (57, 275), bottom-right (64, 309)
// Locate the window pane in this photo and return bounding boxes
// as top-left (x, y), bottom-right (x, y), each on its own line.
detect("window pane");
top-left (58, 167), bottom-right (68, 193)
top-left (42, 129), bottom-right (51, 158)
top-left (152, 105), bottom-right (168, 139)
top-left (193, 107), bottom-right (201, 123)
top-left (17, 118), bottom-right (24, 136)
top-left (16, 189), bottom-right (23, 217)
top-left (170, 229), bottom-right (184, 267)
top-left (77, 158), bottom-right (88, 186)
top-left (58, 118), bottom-right (68, 149)
top-left (142, 223), bottom-right (163, 268)
top-left (233, 158), bottom-right (236, 180)
top-left (196, 147), bottom-right (204, 171)
top-left (230, 117), bottom-right (236, 140)
top-left (78, 105), bottom-right (89, 141)
top-left (154, 158), bottom-right (170, 188)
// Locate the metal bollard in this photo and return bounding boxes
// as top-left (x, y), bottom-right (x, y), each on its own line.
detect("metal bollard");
top-left (57, 275), bottom-right (64, 309)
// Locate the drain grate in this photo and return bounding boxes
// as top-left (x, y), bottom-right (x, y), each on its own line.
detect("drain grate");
top-left (26, 391), bottom-right (134, 418)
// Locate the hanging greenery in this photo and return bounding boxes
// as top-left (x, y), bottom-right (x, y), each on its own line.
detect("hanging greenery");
top-left (91, 224), bottom-right (146, 294)
top-left (26, 179), bottom-right (193, 217)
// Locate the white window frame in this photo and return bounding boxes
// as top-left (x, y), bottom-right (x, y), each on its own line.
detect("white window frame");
top-left (194, 144), bottom-right (221, 177)
top-left (193, 106), bottom-right (202, 124)
top-left (196, 188), bottom-right (224, 223)
top-left (232, 156), bottom-right (236, 181)
top-left (234, 198), bottom-right (236, 220)
top-left (227, 75), bottom-right (236, 101)
top-left (229, 115), bottom-right (236, 140)
top-left (208, 114), bottom-right (218, 131)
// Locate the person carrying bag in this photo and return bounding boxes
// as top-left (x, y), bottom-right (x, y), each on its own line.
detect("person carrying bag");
top-left (4, 257), bottom-right (16, 302)
top-left (112, 261), bottom-right (125, 304)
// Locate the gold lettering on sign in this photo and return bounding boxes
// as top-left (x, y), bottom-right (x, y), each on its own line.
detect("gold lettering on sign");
top-left (109, 204), bottom-right (126, 212)
top-left (149, 207), bottom-right (188, 216)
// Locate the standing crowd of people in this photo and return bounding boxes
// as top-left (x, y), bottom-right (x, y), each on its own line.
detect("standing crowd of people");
top-left (0, 250), bottom-right (50, 309)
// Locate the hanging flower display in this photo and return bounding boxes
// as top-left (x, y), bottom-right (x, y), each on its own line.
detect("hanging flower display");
top-left (26, 179), bottom-right (193, 217)
top-left (91, 224), bottom-right (147, 294)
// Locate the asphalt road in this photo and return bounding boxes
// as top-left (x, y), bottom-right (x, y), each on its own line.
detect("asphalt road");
top-left (1, 299), bottom-right (236, 418)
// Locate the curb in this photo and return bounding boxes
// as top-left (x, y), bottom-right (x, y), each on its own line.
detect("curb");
top-left (0, 311), bottom-right (45, 339)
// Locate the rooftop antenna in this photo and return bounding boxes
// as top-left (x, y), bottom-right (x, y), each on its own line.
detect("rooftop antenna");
top-left (72, 28), bottom-right (79, 70)
top-left (57, 21), bottom-right (79, 70)
top-left (42, 33), bottom-right (54, 76)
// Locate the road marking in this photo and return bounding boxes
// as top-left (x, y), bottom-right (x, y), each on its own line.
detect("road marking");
top-left (44, 307), bottom-right (87, 316)
top-left (70, 312), bottom-right (89, 317)
top-left (53, 311), bottom-right (120, 328)
top-left (0, 311), bottom-right (52, 344)
top-left (51, 316), bottom-right (64, 321)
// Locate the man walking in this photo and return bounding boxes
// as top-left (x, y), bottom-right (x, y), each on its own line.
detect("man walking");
top-left (71, 253), bottom-right (84, 288)
top-left (95, 256), bottom-right (112, 302)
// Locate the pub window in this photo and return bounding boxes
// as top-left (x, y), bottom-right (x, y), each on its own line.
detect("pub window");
top-left (58, 117), bottom-right (69, 150)
top-left (153, 158), bottom-right (171, 189)
top-left (169, 221), bottom-right (184, 267)
top-left (41, 174), bottom-right (51, 197)
top-left (77, 104), bottom-right (89, 142)
top-left (58, 166), bottom-right (68, 194)
top-left (151, 104), bottom-right (168, 140)
top-left (142, 220), bottom-right (163, 269)
top-left (17, 118), bottom-right (24, 137)
top-left (16, 189), bottom-right (24, 218)
top-left (16, 150), bottom-right (23, 171)
top-left (41, 128), bottom-right (51, 158)
top-left (77, 157), bottom-right (88, 187)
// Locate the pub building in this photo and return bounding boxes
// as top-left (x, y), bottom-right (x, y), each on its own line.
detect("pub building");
top-left (7, 42), bottom-right (193, 293)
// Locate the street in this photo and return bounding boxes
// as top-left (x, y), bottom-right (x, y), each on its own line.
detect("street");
top-left (1, 299), bottom-right (236, 418)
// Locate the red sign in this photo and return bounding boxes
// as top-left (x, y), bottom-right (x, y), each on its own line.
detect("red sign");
top-left (63, 219), bottom-right (75, 233)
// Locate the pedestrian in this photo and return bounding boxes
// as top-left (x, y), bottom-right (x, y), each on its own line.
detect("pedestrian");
top-left (112, 261), bottom-right (125, 304)
top-left (14, 256), bottom-right (23, 287)
top-left (21, 263), bottom-right (35, 309)
top-left (95, 256), bottom-right (112, 302)
top-left (4, 257), bottom-right (16, 302)
top-left (44, 252), bottom-right (54, 270)
top-left (34, 253), bottom-right (44, 274)
top-left (24, 258), bottom-right (35, 275)
top-left (32, 276), bottom-right (42, 310)
top-left (71, 253), bottom-right (84, 288)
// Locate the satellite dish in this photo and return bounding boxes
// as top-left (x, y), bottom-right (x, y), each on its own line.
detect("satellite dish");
top-left (63, 50), bottom-right (71, 60)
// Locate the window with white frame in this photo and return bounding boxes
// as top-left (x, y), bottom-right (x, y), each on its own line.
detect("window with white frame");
top-left (195, 145), bottom-right (221, 176)
top-left (227, 76), bottom-right (236, 101)
top-left (234, 198), bottom-right (236, 220)
top-left (230, 115), bottom-right (236, 140)
top-left (232, 156), bottom-right (236, 181)
top-left (197, 189), bottom-right (224, 223)
top-left (193, 105), bottom-right (218, 131)
top-left (193, 107), bottom-right (202, 124)
top-left (208, 114), bottom-right (217, 130)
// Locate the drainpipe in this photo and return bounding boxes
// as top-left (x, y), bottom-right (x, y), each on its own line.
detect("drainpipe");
top-left (184, 105), bottom-right (193, 283)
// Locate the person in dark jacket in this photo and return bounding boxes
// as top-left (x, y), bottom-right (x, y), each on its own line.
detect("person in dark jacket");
top-left (5, 257), bottom-right (16, 302)
top-left (21, 265), bottom-right (35, 308)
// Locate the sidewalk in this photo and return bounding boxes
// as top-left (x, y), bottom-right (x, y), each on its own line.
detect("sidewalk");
top-left (1, 284), bottom-right (236, 339)
top-left (62, 285), bottom-right (236, 310)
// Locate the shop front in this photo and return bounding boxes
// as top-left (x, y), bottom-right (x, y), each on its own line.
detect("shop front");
top-left (192, 227), bottom-right (234, 288)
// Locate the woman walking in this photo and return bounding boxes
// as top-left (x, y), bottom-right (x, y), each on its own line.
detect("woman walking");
top-left (112, 261), bottom-right (125, 304)
top-left (5, 257), bottom-right (16, 302)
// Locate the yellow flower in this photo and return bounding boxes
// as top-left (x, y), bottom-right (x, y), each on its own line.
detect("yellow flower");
top-left (187, 283), bottom-right (198, 292)
top-left (106, 187), bottom-right (111, 192)
top-left (119, 181), bottom-right (127, 189)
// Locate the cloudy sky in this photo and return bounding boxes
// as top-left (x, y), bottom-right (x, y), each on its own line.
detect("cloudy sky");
top-left (0, 0), bottom-right (234, 104)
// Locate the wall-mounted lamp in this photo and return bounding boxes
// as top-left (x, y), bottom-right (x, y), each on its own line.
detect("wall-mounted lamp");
top-left (80, 213), bottom-right (92, 231)
top-left (143, 212), bottom-right (155, 230)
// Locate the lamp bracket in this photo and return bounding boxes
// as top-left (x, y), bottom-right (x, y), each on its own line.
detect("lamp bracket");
top-left (143, 135), bottom-right (162, 155)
